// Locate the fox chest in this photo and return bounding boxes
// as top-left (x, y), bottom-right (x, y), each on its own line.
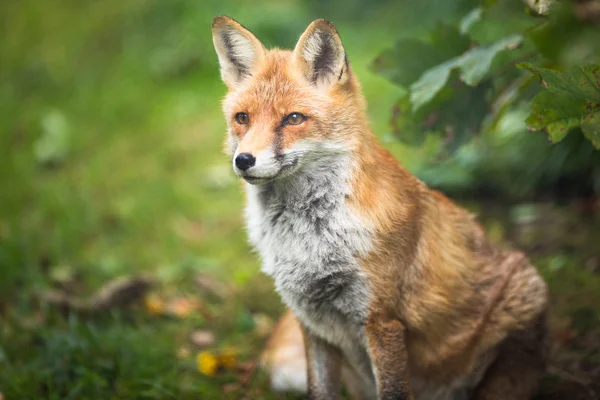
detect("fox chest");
top-left (244, 182), bottom-right (373, 345)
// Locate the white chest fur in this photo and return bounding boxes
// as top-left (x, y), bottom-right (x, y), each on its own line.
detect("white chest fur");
top-left (243, 156), bottom-right (495, 399)
top-left (244, 156), bottom-right (372, 348)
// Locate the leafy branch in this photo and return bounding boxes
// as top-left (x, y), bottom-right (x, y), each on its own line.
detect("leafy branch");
top-left (372, 0), bottom-right (600, 153)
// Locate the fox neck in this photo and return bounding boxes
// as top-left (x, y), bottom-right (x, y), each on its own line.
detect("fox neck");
top-left (244, 139), bottom-right (374, 270)
top-left (244, 140), bottom-right (373, 339)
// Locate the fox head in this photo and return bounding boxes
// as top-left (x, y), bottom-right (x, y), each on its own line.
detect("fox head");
top-left (212, 16), bottom-right (367, 184)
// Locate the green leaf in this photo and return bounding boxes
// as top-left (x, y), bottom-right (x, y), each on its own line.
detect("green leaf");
top-left (372, 39), bottom-right (448, 88)
top-left (522, 63), bottom-right (600, 148)
top-left (581, 111), bottom-right (600, 149)
top-left (396, 78), bottom-right (490, 153)
top-left (410, 59), bottom-right (457, 112)
top-left (436, 80), bottom-right (492, 154)
top-left (526, 92), bottom-right (588, 143)
top-left (34, 110), bottom-right (71, 166)
top-left (372, 24), bottom-right (470, 88)
top-left (410, 34), bottom-right (522, 111)
top-left (469, 0), bottom-right (535, 44)
top-left (528, 2), bottom-right (600, 67)
top-left (389, 95), bottom-right (428, 146)
top-left (458, 34), bottom-right (522, 86)
top-left (459, 7), bottom-right (482, 34)
top-left (520, 63), bottom-right (600, 102)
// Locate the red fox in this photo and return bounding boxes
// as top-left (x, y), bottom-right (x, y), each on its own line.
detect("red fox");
top-left (212, 16), bottom-right (549, 400)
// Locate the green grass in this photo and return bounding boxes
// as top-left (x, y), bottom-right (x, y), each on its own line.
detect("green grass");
top-left (0, 0), bottom-right (404, 398)
top-left (1, 0), bottom-right (599, 398)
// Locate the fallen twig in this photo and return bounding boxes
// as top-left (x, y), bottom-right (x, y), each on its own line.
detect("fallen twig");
top-left (41, 275), bottom-right (154, 314)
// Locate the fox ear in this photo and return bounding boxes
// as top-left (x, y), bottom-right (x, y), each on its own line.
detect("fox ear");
top-left (294, 19), bottom-right (348, 88)
top-left (212, 16), bottom-right (265, 87)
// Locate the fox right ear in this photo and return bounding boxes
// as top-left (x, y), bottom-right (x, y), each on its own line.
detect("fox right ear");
top-left (294, 19), bottom-right (348, 88)
top-left (212, 16), bottom-right (265, 87)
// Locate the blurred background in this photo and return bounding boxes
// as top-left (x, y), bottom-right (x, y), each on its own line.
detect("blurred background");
top-left (1, 0), bottom-right (599, 398)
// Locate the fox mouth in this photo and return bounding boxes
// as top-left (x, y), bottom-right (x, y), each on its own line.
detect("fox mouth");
top-left (240, 172), bottom-right (281, 185)
top-left (242, 175), bottom-right (270, 183)
top-left (238, 156), bottom-right (300, 185)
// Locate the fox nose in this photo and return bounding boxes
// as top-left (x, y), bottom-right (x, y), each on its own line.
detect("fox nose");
top-left (235, 153), bottom-right (256, 171)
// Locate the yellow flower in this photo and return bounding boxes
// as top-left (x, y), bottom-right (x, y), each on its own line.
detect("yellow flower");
top-left (197, 351), bottom-right (218, 376)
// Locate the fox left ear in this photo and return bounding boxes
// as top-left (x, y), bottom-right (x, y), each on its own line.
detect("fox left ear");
top-left (212, 16), bottom-right (266, 87)
top-left (294, 19), bottom-right (348, 88)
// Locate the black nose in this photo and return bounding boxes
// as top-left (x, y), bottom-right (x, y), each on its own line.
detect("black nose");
top-left (235, 153), bottom-right (256, 171)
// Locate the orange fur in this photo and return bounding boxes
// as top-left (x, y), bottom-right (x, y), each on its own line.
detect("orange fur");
top-left (214, 16), bottom-right (548, 399)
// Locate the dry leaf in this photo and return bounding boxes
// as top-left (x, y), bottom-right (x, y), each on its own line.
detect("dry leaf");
top-left (218, 346), bottom-right (238, 369)
top-left (195, 273), bottom-right (230, 299)
top-left (222, 383), bottom-right (240, 394)
top-left (176, 346), bottom-right (191, 360)
top-left (236, 360), bottom-right (258, 386)
top-left (167, 297), bottom-right (201, 318)
top-left (190, 330), bottom-right (216, 348)
top-left (252, 313), bottom-right (274, 338)
top-left (144, 294), bottom-right (165, 316)
top-left (196, 347), bottom-right (240, 376)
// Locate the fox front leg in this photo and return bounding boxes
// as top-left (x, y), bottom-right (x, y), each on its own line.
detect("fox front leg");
top-left (301, 324), bottom-right (343, 400)
top-left (365, 316), bottom-right (414, 400)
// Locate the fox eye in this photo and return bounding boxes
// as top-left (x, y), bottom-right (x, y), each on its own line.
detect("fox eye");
top-left (235, 112), bottom-right (249, 125)
top-left (284, 112), bottom-right (306, 126)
